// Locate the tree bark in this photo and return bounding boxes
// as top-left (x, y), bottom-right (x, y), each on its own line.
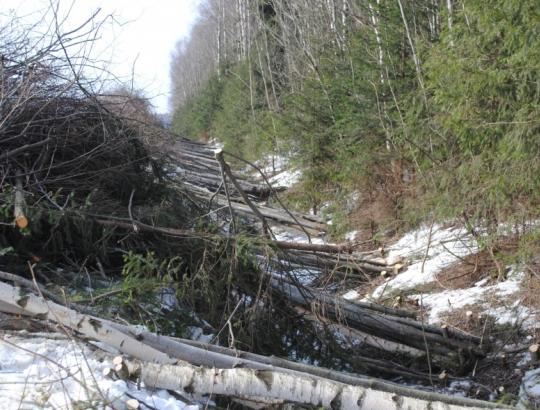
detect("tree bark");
top-left (270, 277), bottom-right (485, 363)
top-left (0, 281), bottom-right (176, 365)
top-left (124, 359), bottom-right (507, 410)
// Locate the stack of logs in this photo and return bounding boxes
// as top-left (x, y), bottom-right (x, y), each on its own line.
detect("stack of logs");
top-left (166, 138), bottom-right (488, 373)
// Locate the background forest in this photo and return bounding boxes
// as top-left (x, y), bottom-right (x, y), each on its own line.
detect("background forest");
top-left (170, 0), bottom-right (540, 236)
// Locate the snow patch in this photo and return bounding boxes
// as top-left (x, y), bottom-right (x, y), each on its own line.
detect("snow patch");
top-left (342, 290), bottom-right (360, 301)
top-left (268, 168), bottom-right (301, 188)
top-left (272, 227), bottom-right (325, 245)
top-left (372, 224), bottom-right (477, 299)
top-left (0, 334), bottom-right (198, 410)
top-left (417, 270), bottom-right (528, 324)
top-left (245, 154), bottom-right (301, 188)
top-left (359, 223), bottom-right (538, 327)
top-left (345, 230), bottom-right (358, 242)
top-left (519, 368), bottom-right (540, 408)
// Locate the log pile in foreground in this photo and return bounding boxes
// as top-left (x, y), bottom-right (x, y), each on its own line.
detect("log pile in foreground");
top-left (0, 279), bottom-right (509, 410)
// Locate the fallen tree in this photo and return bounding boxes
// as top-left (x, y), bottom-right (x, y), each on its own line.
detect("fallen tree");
top-left (170, 137), bottom-right (280, 199)
top-left (0, 279), bottom-right (508, 409)
top-left (270, 276), bottom-right (485, 371)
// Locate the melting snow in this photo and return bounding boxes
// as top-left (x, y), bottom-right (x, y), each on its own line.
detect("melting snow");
top-left (372, 224), bottom-right (477, 299)
top-left (354, 223), bottom-right (539, 328)
top-left (0, 333), bottom-right (198, 410)
top-left (519, 368), bottom-right (540, 408)
top-left (272, 227), bottom-right (325, 245)
top-left (246, 154), bottom-right (302, 188)
top-left (268, 168), bottom-right (301, 188)
top-left (417, 270), bottom-right (529, 324)
top-left (345, 230), bottom-right (358, 241)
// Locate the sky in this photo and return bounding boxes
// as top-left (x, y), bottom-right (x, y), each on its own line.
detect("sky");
top-left (0, 0), bottom-right (202, 113)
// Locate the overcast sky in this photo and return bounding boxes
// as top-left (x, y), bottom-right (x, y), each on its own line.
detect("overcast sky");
top-left (1, 0), bottom-right (202, 113)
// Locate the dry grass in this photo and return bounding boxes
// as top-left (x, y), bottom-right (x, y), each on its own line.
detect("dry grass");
top-left (436, 237), bottom-right (519, 290)
top-left (436, 250), bottom-right (496, 290)
top-left (520, 270), bottom-right (540, 311)
top-left (439, 304), bottom-right (492, 337)
top-left (344, 160), bottom-right (421, 246)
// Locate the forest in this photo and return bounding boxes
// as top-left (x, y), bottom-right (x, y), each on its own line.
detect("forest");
top-left (170, 0), bottom-right (540, 235)
top-left (0, 0), bottom-right (539, 409)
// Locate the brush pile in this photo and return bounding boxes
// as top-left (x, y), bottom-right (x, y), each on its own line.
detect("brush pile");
top-left (0, 17), bottom-right (204, 272)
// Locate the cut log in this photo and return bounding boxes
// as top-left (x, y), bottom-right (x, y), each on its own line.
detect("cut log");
top-left (275, 250), bottom-right (394, 275)
top-left (14, 171), bottom-right (28, 229)
top-left (170, 140), bottom-right (279, 199)
top-left (529, 343), bottom-right (539, 362)
top-left (0, 281), bottom-right (176, 365)
top-left (124, 359), bottom-right (508, 410)
top-left (0, 276), bottom-right (503, 409)
top-left (270, 277), bottom-right (485, 364)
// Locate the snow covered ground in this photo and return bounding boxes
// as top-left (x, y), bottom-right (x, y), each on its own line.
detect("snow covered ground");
top-left (340, 223), bottom-right (539, 329)
top-left (0, 333), bottom-right (198, 410)
top-left (272, 226), bottom-right (325, 245)
top-left (267, 168), bottom-right (301, 188)
top-left (245, 154), bottom-right (302, 189)
top-left (371, 224), bottom-right (478, 299)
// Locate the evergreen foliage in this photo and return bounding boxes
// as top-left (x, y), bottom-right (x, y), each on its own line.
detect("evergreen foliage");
top-left (412, 0), bottom-right (540, 224)
top-left (171, 0), bottom-right (540, 227)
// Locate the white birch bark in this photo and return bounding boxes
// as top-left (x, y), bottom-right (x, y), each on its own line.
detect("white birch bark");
top-left (447, 0), bottom-right (454, 46)
top-left (396, 0), bottom-right (426, 95)
top-left (0, 281), bottom-right (175, 365)
top-left (0, 278), bottom-right (508, 409)
top-left (124, 360), bottom-right (507, 410)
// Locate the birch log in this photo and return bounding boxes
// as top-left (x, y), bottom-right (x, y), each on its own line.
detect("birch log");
top-left (0, 278), bottom-right (507, 409)
top-left (271, 277), bottom-right (485, 360)
top-left (0, 281), bottom-right (176, 365)
top-left (124, 359), bottom-right (508, 410)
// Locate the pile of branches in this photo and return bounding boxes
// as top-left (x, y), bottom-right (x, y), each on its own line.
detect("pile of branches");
top-left (0, 14), bottom-right (208, 275)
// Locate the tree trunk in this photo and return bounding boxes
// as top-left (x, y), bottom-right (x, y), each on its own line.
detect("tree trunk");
top-left (124, 359), bottom-right (507, 410)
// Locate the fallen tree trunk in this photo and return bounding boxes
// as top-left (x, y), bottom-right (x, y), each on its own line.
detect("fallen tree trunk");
top-left (275, 249), bottom-right (395, 276)
top-left (176, 333), bottom-right (435, 382)
top-left (201, 192), bottom-right (327, 233)
top-left (112, 321), bottom-right (430, 382)
top-left (270, 277), bottom-right (485, 364)
top-left (0, 281), bottom-right (176, 365)
top-left (0, 277), bottom-right (505, 409)
top-left (171, 140), bottom-right (280, 199)
top-left (179, 172), bottom-right (327, 233)
top-left (124, 359), bottom-right (507, 410)
top-left (96, 216), bottom-right (395, 278)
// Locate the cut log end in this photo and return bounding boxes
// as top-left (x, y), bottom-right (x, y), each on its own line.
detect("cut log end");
top-left (126, 398), bottom-right (140, 409)
top-left (438, 370), bottom-right (448, 381)
top-left (529, 343), bottom-right (539, 361)
top-left (15, 215), bottom-right (28, 229)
